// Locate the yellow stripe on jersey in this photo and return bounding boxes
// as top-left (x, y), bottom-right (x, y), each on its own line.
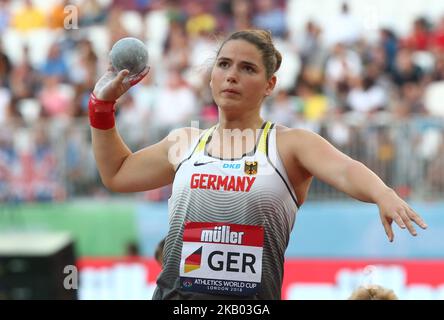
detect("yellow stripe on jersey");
top-left (257, 121), bottom-right (272, 155)
top-left (193, 122), bottom-right (272, 156)
top-left (194, 125), bottom-right (217, 154)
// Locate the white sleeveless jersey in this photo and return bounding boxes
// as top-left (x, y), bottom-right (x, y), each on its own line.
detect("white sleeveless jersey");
top-left (153, 122), bottom-right (299, 300)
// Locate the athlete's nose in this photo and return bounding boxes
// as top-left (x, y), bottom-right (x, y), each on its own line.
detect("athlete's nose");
top-left (226, 76), bottom-right (237, 83)
top-left (225, 68), bottom-right (238, 83)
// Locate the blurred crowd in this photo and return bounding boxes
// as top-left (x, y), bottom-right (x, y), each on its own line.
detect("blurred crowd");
top-left (0, 0), bottom-right (444, 202)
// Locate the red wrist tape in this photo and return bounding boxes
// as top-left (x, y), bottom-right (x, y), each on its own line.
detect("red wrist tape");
top-left (88, 93), bottom-right (116, 130)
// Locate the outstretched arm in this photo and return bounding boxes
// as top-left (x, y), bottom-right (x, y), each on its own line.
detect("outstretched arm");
top-left (288, 129), bottom-right (428, 242)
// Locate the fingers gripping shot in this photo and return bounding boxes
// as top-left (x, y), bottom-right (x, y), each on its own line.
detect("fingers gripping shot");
top-left (88, 30), bottom-right (428, 300)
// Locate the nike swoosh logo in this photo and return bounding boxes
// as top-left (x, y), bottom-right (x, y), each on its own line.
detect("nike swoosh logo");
top-left (194, 160), bottom-right (217, 167)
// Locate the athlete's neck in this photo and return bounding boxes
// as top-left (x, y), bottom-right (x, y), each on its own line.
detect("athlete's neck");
top-left (217, 113), bottom-right (264, 132)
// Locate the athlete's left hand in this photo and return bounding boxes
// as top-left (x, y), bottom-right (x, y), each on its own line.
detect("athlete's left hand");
top-left (376, 189), bottom-right (427, 242)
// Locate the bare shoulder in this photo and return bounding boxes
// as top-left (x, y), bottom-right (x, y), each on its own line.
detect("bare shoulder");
top-left (275, 125), bottom-right (318, 148)
top-left (275, 124), bottom-right (311, 135)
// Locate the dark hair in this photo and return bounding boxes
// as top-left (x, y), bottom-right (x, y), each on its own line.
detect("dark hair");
top-left (216, 29), bottom-right (282, 79)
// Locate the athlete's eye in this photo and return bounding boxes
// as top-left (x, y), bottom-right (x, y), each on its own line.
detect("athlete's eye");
top-left (244, 66), bottom-right (256, 73)
top-left (218, 61), bottom-right (229, 68)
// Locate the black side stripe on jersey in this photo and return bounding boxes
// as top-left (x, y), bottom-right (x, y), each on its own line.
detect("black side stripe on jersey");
top-left (266, 123), bottom-right (300, 209)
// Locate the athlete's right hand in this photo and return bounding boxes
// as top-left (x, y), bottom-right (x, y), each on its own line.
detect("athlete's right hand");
top-left (93, 64), bottom-right (150, 101)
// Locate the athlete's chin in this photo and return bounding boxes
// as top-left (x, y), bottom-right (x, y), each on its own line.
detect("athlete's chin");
top-left (216, 98), bottom-right (243, 110)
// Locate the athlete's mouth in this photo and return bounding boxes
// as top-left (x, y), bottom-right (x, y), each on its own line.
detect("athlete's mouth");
top-left (221, 89), bottom-right (241, 95)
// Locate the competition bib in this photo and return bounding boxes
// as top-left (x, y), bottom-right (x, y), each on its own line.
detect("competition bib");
top-left (179, 222), bottom-right (264, 296)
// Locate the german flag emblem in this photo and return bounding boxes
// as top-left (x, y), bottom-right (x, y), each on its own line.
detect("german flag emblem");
top-left (184, 247), bottom-right (202, 273)
top-left (244, 161), bottom-right (258, 175)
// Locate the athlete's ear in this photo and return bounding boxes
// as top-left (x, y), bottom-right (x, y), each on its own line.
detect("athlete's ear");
top-left (265, 75), bottom-right (276, 97)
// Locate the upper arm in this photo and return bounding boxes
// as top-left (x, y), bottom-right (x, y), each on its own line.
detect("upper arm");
top-left (288, 129), bottom-right (355, 189)
top-left (109, 127), bottom-right (200, 192)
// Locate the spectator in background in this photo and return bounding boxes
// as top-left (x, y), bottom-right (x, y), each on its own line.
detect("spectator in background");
top-left (366, 46), bottom-right (388, 78)
top-left (163, 23), bottom-right (189, 72)
top-left (64, 124), bottom-right (95, 196)
top-left (186, 28), bottom-right (218, 86)
top-left (399, 82), bottom-right (426, 115)
top-left (252, 0), bottom-right (287, 38)
top-left (0, 0), bottom-right (11, 35)
top-left (116, 93), bottom-right (147, 148)
top-left (267, 89), bottom-right (299, 128)
top-left (11, 0), bottom-right (46, 33)
top-left (0, 44), bottom-right (11, 88)
top-left (39, 75), bottom-right (72, 118)
top-left (111, 0), bottom-right (146, 12)
top-left (106, 8), bottom-right (129, 44)
top-left (379, 28), bottom-right (399, 73)
top-left (151, 68), bottom-right (197, 133)
top-left (10, 125), bottom-right (64, 202)
top-left (230, 0), bottom-right (252, 31)
top-left (0, 86), bottom-right (10, 124)
top-left (346, 74), bottom-right (387, 116)
top-left (126, 241), bottom-right (140, 257)
top-left (70, 39), bottom-right (98, 85)
top-left (431, 16), bottom-right (444, 52)
top-left (349, 284), bottom-right (398, 300)
top-left (165, 0), bottom-right (187, 26)
top-left (48, 0), bottom-right (70, 29)
top-left (324, 2), bottom-right (362, 48)
top-left (69, 39), bottom-right (98, 116)
top-left (215, 0), bottom-right (233, 32)
top-left (79, 0), bottom-right (108, 27)
top-left (391, 49), bottom-right (424, 87)
top-left (403, 17), bottom-right (431, 51)
top-left (426, 133), bottom-right (444, 197)
top-left (31, 126), bottom-right (65, 201)
top-left (130, 67), bottom-right (158, 122)
top-left (298, 21), bottom-right (325, 69)
top-left (325, 108), bottom-right (352, 148)
top-left (297, 81), bottom-right (329, 124)
top-left (41, 43), bottom-right (69, 81)
top-left (273, 33), bottom-right (301, 92)
top-left (185, 1), bottom-right (216, 39)
top-left (373, 127), bottom-right (395, 187)
top-left (154, 237), bottom-right (166, 268)
top-left (9, 46), bottom-right (41, 102)
top-left (325, 42), bottom-right (363, 95)
top-left (0, 126), bottom-right (15, 201)
top-left (431, 52), bottom-right (444, 81)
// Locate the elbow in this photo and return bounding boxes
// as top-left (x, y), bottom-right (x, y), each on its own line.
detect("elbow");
top-left (101, 175), bottom-right (135, 193)
top-left (101, 176), bottom-right (122, 193)
top-left (101, 177), bottom-right (115, 192)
